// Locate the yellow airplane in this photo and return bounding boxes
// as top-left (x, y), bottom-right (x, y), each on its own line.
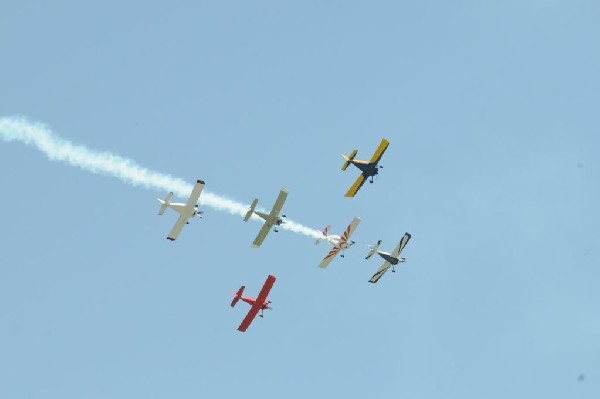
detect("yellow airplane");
top-left (341, 138), bottom-right (389, 197)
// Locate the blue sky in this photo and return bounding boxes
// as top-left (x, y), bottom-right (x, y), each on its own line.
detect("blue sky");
top-left (1, 1), bottom-right (599, 398)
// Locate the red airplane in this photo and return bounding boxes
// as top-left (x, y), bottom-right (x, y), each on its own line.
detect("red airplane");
top-left (231, 275), bottom-right (276, 332)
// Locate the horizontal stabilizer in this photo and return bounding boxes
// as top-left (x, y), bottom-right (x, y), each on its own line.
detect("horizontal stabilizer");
top-left (315, 225), bottom-right (331, 245)
top-left (244, 199), bottom-right (258, 222)
top-left (158, 192), bottom-right (174, 215)
top-left (365, 240), bottom-right (382, 260)
top-left (231, 286), bottom-right (245, 307)
top-left (341, 149), bottom-right (358, 171)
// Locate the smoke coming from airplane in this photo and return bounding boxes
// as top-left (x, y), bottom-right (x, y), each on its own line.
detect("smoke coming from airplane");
top-left (0, 116), bottom-right (322, 239)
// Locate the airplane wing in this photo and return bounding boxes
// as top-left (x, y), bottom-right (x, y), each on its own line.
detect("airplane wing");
top-left (269, 188), bottom-right (288, 217)
top-left (369, 261), bottom-right (392, 283)
top-left (318, 247), bottom-right (341, 268)
top-left (251, 221), bottom-right (274, 248)
top-left (344, 174), bottom-right (367, 197)
top-left (254, 275), bottom-right (276, 305)
top-left (339, 216), bottom-right (361, 246)
top-left (237, 275), bottom-right (276, 332)
top-left (184, 180), bottom-right (205, 209)
top-left (368, 138), bottom-right (389, 165)
top-left (237, 304), bottom-right (261, 332)
top-left (167, 215), bottom-right (188, 241)
top-left (391, 233), bottom-right (412, 258)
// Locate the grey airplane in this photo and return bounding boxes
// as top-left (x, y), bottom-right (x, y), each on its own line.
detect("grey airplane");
top-left (243, 188), bottom-right (288, 248)
top-left (365, 233), bottom-right (411, 283)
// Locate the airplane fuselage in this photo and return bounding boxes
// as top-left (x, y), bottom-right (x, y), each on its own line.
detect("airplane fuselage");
top-left (168, 202), bottom-right (200, 218)
top-left (240, 296), bottom-right (270, 309)
top-left (255, 211), bottom-right (283, 226)
top-left (326, 235), bottom-right (355, 250)
top-left (351, 161), bottom-right (379, 177)
top-left (376, 251), bottom-right (400, 265)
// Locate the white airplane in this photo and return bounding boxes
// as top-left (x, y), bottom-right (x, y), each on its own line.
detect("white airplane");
top-left (365, 233), bottom-right (411, 283)
top-left (243, 188), bottom-right (288, 248)
top-left (315, 217), bottom-right (361, 268)
top-left (158, 179), bottom-right (205, 241)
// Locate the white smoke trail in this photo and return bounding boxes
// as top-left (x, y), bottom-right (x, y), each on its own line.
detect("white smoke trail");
top-left (0, 116), bottom-right (322, 239)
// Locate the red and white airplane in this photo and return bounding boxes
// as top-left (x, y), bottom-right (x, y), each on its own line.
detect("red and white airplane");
top-left (315, 217), bottom-right (361, 268)
top-left (231, 275), bottom-right (276, 332)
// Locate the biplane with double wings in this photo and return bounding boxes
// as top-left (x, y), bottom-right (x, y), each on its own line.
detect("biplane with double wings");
top-left (341, 138), bottom-right (389, 197)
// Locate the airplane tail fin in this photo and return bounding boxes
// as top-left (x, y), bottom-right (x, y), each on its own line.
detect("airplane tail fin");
top-left (243, 199), bottom-right (258, 222)
top-left (158, 192), bottom-right (174, 215)
top-left (341, 150), bottom-right (358, 171)
top-left (315, 225), bottom-right (331, 245)
top-left (230, 286), bottom-right (245, 307)
top-left (365, 240), bottom-right (382, 260)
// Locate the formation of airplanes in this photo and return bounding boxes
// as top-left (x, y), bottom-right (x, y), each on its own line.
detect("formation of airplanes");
top-left (155, 139), bottom-right (414, 332)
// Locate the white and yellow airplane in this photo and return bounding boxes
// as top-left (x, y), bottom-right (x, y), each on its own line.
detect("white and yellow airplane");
top-left (365, 233), bottom-right (411, 283)
top-left (315, 217), bottom-right (361, 268)
top-left (158, 179), bottom-right (205, 241)
top-left (243, 188), bottom-right (288, 248)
